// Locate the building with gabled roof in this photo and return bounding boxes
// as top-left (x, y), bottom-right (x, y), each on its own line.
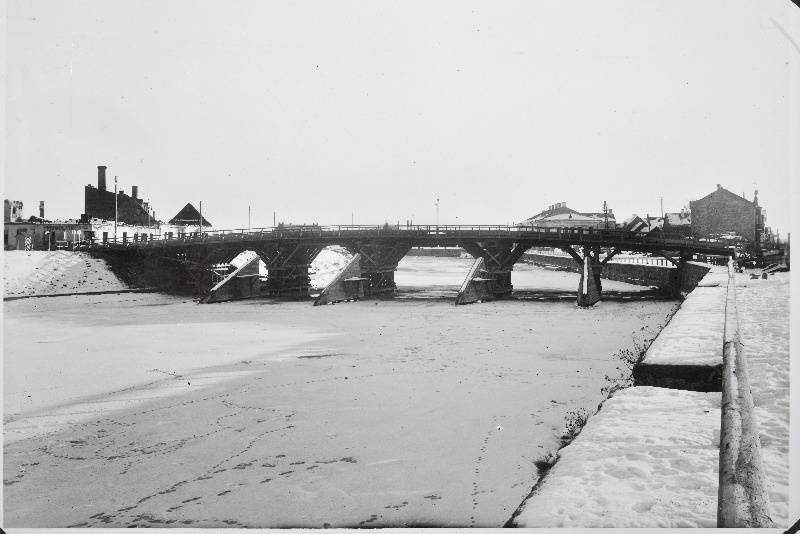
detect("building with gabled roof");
top-left (619, 214), bottom-right (663, 235)
top-left (518, 202), bottom-right (616, 229)
top-left (169, 203), bottom-right (212, 227)
top-left (690, 184), bottom-right (762, 243)
top-left (663, 209), bottom-right (692, 237)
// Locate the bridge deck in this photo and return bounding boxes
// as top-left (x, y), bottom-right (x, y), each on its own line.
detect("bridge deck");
top-left (89, 225), bottom-right (735, 256)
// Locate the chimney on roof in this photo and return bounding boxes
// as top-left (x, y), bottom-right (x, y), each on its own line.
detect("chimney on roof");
top-left (39, 201), bottom-right (44, 218)
top-left (132, 185), bottom-right (138, 199)
top-left (717, 184), bottom-right (721, 190)
top-left (98, 166), bottom-right (107, 191)
top-left (562, 202), bottom-right (566, 208)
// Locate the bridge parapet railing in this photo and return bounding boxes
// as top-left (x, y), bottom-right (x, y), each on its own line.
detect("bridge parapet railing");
top-left (93, 224), bottom-right (733, 254)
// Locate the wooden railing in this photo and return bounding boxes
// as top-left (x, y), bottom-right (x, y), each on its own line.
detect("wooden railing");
top-left (91, 224), bottom-right (735, 254)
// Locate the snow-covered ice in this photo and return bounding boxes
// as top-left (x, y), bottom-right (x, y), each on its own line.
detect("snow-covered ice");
top-left (3, 252), bottom-right (679, 527)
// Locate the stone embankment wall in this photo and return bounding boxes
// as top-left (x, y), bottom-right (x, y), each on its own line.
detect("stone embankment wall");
top-left (522, 252), bottom-right (673, 288)
top-left (521, 252), bottom-right (712, 296)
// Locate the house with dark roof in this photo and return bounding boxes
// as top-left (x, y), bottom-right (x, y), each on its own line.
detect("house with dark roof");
top-left (663, 210), bottom-right (692, 237)
top-left (169, 203), bottom-right (212, 227)
top-left (620, 214), bottom-right (663, 235)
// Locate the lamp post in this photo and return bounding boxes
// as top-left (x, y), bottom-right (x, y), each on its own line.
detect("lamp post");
top-left (435, 196), bottom-right (440, 230)
top-left (114, 176), bottom-right (118, 240)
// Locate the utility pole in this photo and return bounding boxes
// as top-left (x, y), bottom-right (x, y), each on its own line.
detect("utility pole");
top-left (114, 176), bottom-right (118, 240)
top-left (273, 211), bottom-right (276, 227)
top-left (436, 196), bottom-right (440, 229)
top-left (199, 201), bottom-right (202, 236)
top-left (248, 206), bottom-right (251, 230)
top-left (660, 197), bottom-right (664, 218)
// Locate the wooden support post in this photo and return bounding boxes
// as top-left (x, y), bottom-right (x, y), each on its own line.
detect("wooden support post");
top-left (659, 250), bottom-right (680, 267)
top-left (600, 247), bottom-right (622, 265)
top-left (259, 244), bottom-right (324, 294)
top-left (667, 250), bottom-right (689, 298)
top-left (561, 246), bottom-right (584, 266)
top-left (577, 246), bottom-right (602, 307)
top-left (356, 242), bottom-right (412, 296)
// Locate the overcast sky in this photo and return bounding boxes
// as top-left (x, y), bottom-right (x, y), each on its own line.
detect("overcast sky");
top-left (4, 1), bottom-right (799, 235)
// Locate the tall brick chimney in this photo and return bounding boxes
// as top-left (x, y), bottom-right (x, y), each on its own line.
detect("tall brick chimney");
top-left (132, 185), bottom-right (138, 199)
top-left (39, 201), bottom-right (44, 218)
top-left (98, 166), bottom-right (107, 191)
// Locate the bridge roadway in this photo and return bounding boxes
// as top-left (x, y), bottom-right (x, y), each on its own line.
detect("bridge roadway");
top-left (90, 224), bottom-right (735, 305)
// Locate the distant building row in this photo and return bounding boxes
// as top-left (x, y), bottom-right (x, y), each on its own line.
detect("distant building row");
top-left (4, 165), bottom-right (212, 250)
top-left (517, 184), bottom-right (776, 249)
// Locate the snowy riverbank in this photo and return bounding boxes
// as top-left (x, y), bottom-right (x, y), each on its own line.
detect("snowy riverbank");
top-left (512, 267), bottom-right (791, 528)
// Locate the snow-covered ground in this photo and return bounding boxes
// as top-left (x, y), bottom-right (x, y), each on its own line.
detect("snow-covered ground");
top-left (3, 252), bottom-right (678, 527)
top-left (3, 250), bottom-right (129, 296)
top-left (512, 266), bottom-right (792, 528)
top-left (734, 271), bottom-right (790, 525)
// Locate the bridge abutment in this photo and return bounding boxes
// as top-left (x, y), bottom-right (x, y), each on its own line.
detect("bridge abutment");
top-left (460, 241), bottom-right (528, 300)
top-left (315, 243), bottom-right (412, 304)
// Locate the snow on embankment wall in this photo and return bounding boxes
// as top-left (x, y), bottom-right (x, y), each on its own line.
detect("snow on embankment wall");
top-left (4, 250), bottom-right (130, 297)
top-left (632, 263), bottom-right (726, 391)
top-left (512, 386), bottom-right (721, 528)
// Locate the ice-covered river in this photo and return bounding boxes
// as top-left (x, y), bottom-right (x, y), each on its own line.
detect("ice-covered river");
top-left (4, 256), bottom-right (679, 527)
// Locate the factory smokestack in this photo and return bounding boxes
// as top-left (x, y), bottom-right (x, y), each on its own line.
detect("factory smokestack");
top-left (98, 166), bottom-right (107, 191)
top-left (39, 201), bottom-right (44, 218)
top-left (132, 185), bottom-right (138, 199)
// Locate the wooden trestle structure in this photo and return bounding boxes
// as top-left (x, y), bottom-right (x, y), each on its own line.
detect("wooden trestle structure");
top-left (90, 225), bottom-right (734, 307)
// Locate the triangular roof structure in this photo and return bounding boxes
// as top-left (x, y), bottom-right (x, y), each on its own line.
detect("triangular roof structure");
top-left (169, 203), bottom-right (212, 226)
top-left (694, 186), bottom-right (754, 207)
top-left (522, 204), bottom-right (583, 222)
